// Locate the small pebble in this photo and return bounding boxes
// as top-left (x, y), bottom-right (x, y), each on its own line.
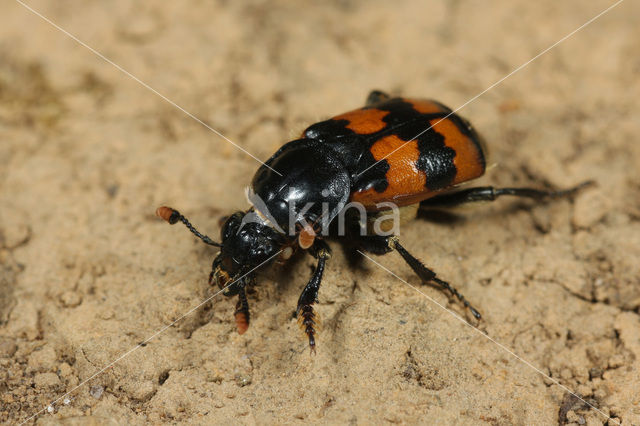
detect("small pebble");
top-left (59, 291), bottom-right (82, 308)
top-left (34, 372), bottom-right (61, 388)
top-left (608, 354), bottom-right (625, 369)
top-left (235, 374), bottom-right (252, 387)
top-left (58, 362), bottom-right (73, 378)
top-left (572, 189), bottom-right (609, 228)
top-left (28, 345), bottom-right (57, 371)
top-left (89, 385), bottom-right (104, 399)
top-left (0, 339), bottom-right (17, 358)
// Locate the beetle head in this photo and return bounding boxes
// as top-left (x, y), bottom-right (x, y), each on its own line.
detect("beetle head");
top-left (211, 210), bottom-right (285, 295)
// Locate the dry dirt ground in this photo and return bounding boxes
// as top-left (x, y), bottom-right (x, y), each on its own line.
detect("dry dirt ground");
top-left (1, 1), bottom-right (639, 425)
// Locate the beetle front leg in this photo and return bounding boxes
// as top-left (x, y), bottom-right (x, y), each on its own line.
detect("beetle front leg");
top-left (234, 286), bottom-right (251, 335)
top-left (296, 240), bottom-right (331, 353)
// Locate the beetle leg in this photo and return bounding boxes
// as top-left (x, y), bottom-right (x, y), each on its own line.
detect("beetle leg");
top-left (234, 286), bottom-right (251, 334)
top-left (296, 240), bottom-right (331, 353)
top-left (358, 235), bottom-right (481, 320)
top-left (420, 181), bottom-right (594, 209)
top-left (390, 238), bottom-right (481, 319)
top-left (355, 234), bottom-right (394, 254)
top-left (366, 90), bottom-right (391, 106)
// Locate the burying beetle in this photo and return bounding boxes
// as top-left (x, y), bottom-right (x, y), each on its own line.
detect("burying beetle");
top-left (157, 90), bottom-right (590, 351)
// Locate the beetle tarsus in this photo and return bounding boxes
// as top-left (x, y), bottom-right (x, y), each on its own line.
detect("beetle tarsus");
top-left (296, 242), bottom-right (330, 350)
top-left (298, 304), bottom-right (317, 354)
top-left (234, 287), bottom-right (251, 334)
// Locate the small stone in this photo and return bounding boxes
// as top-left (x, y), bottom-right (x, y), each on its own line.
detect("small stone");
top-left (233, 357), bottom-right (253, 387)
top-left (34, 372), bottom-right (61, 389)
top-left (28, 345), bottom-right (57, 371)
top-left (204, 363), bottom-right (224, 383)
top-left (588, 367), bottom-right (603, 380)
top-left (593, 388), bottom-right (607, 399)
top-left (572, 190), bottom-right (609, 228)
top-left (98, 309), bottom-right (115, 320)
top-left (560, 368), bottom-right (573, 380)
top-left (59, 291), bottom-right (82, 308)
top-left (566, 410), bottom-right (580, 423)
top-left (58, 362), bottom-right (73, 378)
top-left (0, 339), bottom-right (17, 358)
top-left (608, 354), bottom-right (625, 369)
top-left (576, 384), bottom-right (592, 397)
top-left (89, 385), bottom-right (104, 399)
top-left (7, 299), bottom-right (39, 340)
top-left (608, 406), bottom-right (621, 417)
top-left (127, 380), bottom-right (155, 401)
top-left (234, 374), bottom-right (252, 387)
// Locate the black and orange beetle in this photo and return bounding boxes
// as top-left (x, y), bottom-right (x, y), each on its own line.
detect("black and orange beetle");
top-left (157, 90), bottom-right (589, 351)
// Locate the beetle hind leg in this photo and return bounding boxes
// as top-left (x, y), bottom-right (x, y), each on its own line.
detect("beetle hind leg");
top-left (389, 238), bottom-right (481, 319)
top-left (420, 181), bottom-right (594, 209)
top-left (358, 235), bottom-right (481, 320)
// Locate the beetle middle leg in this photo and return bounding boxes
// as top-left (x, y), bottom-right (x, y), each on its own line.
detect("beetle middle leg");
top-left (357, 234), bottom-right (481, 320)
top-left (296, 240), bottom-right (331, 353)
top-left (420, 181), bottom-right (593, 209)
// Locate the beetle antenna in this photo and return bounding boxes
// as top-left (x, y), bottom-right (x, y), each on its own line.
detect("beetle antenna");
top-left (156, 206), bottom-right (222, 247)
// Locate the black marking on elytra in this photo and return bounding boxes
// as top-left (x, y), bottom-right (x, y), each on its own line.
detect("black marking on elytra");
top-left (416, 136), bottom-right (457, 190)
top-left (354, 156), bottom-right (390, 193)
top-left (446, 113), bottom-right (487, 171)
top-left (302, 97), bottom-right (463, 195)
top-left (304, 119), bottom-right (354, 141)
top-left (376, 100), bottom-right (457, 190)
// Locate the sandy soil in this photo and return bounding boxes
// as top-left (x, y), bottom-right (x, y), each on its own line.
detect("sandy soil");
top-left (1, 1), bottom-right (639, 424)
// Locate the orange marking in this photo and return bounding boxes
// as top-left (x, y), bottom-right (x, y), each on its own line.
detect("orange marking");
top-left (351, 135), bottom-right (427, 209)
top-left (351, 115), bottom-right (486, 211)
top-left (408, 99), bottom-right (448, 115)
top-left (332, 108), bottom-right (389, 134)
